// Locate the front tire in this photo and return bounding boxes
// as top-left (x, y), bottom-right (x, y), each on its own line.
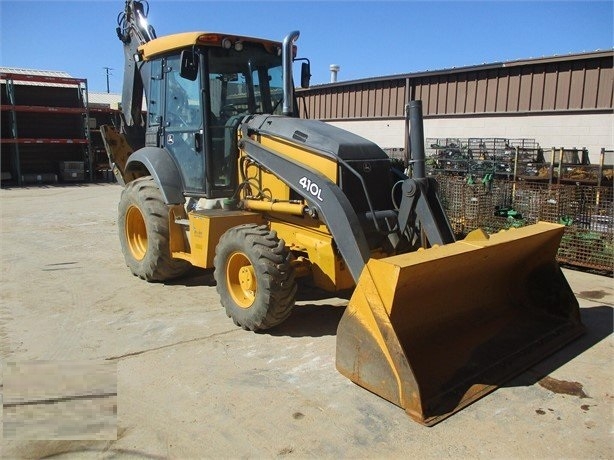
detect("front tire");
top-left (214, 224), bottom-right (296, 331)
top-left (118, 176), bottom-right (190, 281)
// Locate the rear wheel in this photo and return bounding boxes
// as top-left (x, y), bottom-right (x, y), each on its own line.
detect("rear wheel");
top-left (214, 224), bottom-right (296, 331)
top-left (118, 176), bottom-right (190, 281)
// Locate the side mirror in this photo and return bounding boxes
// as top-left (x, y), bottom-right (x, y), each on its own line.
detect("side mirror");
top-left (180, 50), bottom-right (199, 81)
top-left (300, 61), bottom-right (311, 88)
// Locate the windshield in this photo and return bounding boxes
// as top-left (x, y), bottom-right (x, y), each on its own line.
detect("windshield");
top-left (205, 42), bottom-right (284, 191)
top-left (207, 42), bottom-right (283, 120)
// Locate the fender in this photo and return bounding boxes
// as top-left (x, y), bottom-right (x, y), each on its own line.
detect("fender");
top-left (125, 147), bottom-right (184, 205)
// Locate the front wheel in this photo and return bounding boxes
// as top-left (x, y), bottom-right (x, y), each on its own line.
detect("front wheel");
top-left (118, 176), bottom-right (190, 281)
top-left (214, 224), bottom-right (296, 331)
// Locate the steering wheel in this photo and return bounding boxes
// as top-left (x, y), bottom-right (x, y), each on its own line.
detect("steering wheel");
top-left (220, 104), bottom-right (240, 118)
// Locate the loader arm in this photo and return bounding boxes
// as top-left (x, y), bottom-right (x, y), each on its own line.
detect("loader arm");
top-left (397, 100), bottom-right (455, 247)
top-left (396, 177), bottom-right (456, 247)
top-left (240, 136), bottom-right (371, 282)
top-left (241, 134), bottom-right (460, 281)
top-left (240, 103), bottom-right (458, 281)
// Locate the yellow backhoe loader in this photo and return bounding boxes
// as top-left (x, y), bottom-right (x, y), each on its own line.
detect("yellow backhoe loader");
top-left (103, 1), bottom-right (583, 425)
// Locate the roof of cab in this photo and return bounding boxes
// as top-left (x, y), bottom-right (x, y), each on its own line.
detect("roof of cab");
top-left (138, 31), bottom-right (282, 60)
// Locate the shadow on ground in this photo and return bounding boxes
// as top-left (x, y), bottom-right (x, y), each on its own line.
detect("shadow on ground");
top-left (510, 304), bottom-right (613, 387)
top-left (166, 267), bottom-right (216, 287)
top-left (266, 304), bottom-right (346, 338)
top-left (267, 281), bottom-right (351, 338)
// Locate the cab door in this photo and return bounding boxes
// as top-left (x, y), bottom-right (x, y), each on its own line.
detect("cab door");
top-left (162, 54), bottom-right (205, 193)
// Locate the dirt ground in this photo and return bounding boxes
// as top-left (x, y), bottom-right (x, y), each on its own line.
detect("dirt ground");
top-left (1, 183), bottom-right (612, 459)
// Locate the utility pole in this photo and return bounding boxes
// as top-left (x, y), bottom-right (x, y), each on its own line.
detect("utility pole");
top-left (103, 67), bottom-right (113, 93)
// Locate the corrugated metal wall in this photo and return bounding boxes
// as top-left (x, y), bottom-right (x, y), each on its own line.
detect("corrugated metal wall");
top-left (298, 51), bottom-right (613, 120)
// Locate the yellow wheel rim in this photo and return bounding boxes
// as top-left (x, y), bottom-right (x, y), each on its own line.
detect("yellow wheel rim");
top-left (125, 205), bottom-right (147, 261)
top-left (226, 251), bottom-right (256, 308)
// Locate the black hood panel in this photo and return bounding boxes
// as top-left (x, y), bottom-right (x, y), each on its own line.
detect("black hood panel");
top-left (246, 115), bottom-right (389, 161)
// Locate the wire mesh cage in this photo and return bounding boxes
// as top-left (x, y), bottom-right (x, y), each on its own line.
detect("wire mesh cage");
top-left (467, 138), bottom-right (508, 159)
top-left (427, 138), bottom-right (539, 180)
top-left (433, 175), bottom-right (465, 235)
top-left (558, 227), bottom-right (614, 272)
top-left (432, 175), bottom-right (613, 272)
top-left (509, 138), bottom-right (538, 150)
top-left (425, 138), bottom-right (470, 175)
top-left (420, 140), bottom-right (612, 272)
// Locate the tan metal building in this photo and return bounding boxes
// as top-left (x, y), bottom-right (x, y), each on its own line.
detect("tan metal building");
top-left (297, 50), bottom-right (613, 162)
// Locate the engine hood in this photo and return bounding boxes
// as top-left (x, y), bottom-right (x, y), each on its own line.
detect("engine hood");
top-left (244, 115), bottom-right (389, 161)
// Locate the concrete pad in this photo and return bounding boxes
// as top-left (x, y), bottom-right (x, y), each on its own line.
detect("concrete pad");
top-left (1, 184), bottom-right (612, 458)
top-left (3, 361), bottom-right (116, 440)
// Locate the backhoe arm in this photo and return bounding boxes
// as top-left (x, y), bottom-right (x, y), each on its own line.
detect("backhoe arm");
top-left (115, 0), bottom-right (156, 128)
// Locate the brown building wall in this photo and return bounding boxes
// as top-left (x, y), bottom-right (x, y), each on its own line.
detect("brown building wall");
top-left (298, 51), bottom-right (613, 120)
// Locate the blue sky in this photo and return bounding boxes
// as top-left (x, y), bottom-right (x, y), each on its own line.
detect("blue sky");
top-left (1, 1), bottom-right (612, 93)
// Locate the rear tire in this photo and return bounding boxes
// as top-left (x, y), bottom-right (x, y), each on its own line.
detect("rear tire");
top-left (214, 224), bottom-right (296, 331)
top-left (118, 176), bottom-right (190, 281)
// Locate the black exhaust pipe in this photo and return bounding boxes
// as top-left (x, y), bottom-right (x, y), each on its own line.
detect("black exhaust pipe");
top-left (408, 100), bottom-right (426, 179)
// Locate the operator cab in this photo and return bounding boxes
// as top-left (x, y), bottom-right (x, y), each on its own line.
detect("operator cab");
top-left (140, 32), bottom-right (309, 198)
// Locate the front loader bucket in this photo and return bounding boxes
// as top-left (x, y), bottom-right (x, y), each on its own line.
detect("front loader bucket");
top-left (336, 222), bottom-right (584, 426)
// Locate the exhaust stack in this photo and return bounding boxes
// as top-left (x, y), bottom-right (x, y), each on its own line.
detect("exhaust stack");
top-left (330, 64), bottom-right (340, 83)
